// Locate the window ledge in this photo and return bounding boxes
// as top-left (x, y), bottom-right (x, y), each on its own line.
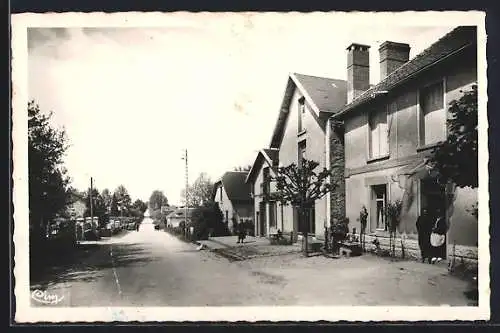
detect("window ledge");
top-left (366, 154), bottom-right (390, 164)
top-left (417, 141), bottom-right (443, 152)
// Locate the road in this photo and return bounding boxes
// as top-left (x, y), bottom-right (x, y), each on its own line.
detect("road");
top-left (30, 218), bottom-right (475, 307)
top-left (30, 217), bottom-right (290, 307)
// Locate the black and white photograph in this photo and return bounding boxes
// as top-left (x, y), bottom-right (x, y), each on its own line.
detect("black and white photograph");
top-left (12, 11), bottom-right (489, 322)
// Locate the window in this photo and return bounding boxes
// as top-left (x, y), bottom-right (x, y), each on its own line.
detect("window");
top-left (219, 187), bottom-right (223, 201)
top-left (269, 202), bottom-right (277, 227)
top-left (419, 81), bottom-right (446, 146)
top-left (298, 140), bottom-right (306, 168)
top-left (298, 97), bottom-right (306, 133)
top-left (262, 167), bottom-right (270, 196)
top-left (372, 185), bottom-right (387, 231)
top-left (368, 108), bottom-right (389, 159)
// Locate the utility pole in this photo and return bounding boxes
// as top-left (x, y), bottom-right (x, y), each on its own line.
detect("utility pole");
top-left (182, 149), bottom-right (189, 238)
top-left (90, 177), bottom-right (94, 238)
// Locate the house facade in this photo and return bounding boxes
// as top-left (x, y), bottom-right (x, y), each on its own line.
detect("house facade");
top-left (245, 149), bottom-right (280, 237)
top-left (248, 73), bottom-right (347, 240)
top-left (332, 26), bottom-right (478, 260)
top-left (213, 171), bottom-right (254, 233)
top-left (166, 207), bottom-right (195, 228)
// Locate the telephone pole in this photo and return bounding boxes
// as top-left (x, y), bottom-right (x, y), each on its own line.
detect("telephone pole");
top-left (90, 177), bottom-right (94, 225)
top-left (182, 149), bottom-right (189, 238)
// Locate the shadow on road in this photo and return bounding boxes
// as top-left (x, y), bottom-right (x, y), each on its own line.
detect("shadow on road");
top-left (30, 241), bottom-right (160, 289)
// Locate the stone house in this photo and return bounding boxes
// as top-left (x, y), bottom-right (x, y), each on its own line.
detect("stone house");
top-left (212, 171), bottom-right (254, 233)
top-left (330, 26), bottom-right (478, 262)
top-left (247, 72), bottom-right (347, 240)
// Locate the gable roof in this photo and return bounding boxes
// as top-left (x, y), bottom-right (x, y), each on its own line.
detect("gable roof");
top-left (166, 207), bottom-right (196, 219)
top-left (213, 171), bottom-right (253, 202)
top-left (269, 73), bottom-right (347, 148)
top-left (245, 148), bottom-right (279, 184)
top-left (333, 26), bottom-right (477, 119)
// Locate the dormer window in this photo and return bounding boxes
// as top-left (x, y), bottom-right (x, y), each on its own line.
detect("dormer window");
top-left (298, 96), bottom-right (306, 133)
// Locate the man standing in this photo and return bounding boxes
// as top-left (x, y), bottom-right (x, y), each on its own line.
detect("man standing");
top-left (416, 208), bottom-right (433, 263)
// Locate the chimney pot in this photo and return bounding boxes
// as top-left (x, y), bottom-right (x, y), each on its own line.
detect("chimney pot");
top-left (379, 41), bottom-right (410, 80)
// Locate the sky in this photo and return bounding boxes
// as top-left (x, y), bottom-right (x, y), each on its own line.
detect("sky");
top-left (27, 13), bottom-right (458, 205)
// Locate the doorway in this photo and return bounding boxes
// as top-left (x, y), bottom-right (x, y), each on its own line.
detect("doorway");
top-left (259, 202), bottom-right (266, 236)
top-left (370, 184), bottom-right (387, 233)
top-left (420, 178), bottom-right (447, 256)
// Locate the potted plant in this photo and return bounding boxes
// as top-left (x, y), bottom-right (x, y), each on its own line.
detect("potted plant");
top-left (384, 200), bottom-right (403, 257)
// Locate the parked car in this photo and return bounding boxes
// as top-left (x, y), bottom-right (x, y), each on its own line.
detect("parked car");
top-left (154, 224), bottom-right (160, 230)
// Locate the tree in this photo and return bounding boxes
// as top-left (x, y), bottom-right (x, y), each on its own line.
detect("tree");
top-left (181, 172), bottom-right (214, 207)
top-left (384, 200), bottom-right (403, 257)
top-left (148, 190), bottom-right (169, 211)
top-left (114, 185), bottom-right (132, 216)
top-left (101, 188), bottom-right (112, 212)
top-left (132, 199), bottom-right (148, 213)
top-left (83, 187), bottom-right (107, 227)
top-left (110, 193), bottom-right (119, 216)
top-left (190, 201), bottom-right (229, 239)
top-left (430, 84), bottom-right (478, 188)
top-left (271, 159), bottom-right (337, 256)
top-left (28, 100), bottom-right (71, 239)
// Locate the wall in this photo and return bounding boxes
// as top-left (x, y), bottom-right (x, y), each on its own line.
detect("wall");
top-left (213, 183), bottom-right (235, 232)
top-left (233, 203), bottom-right (254, 221)
top-left (278, 86), bottom-right (329, 238)
top-left (342, 46), bottom-right (478, 246)
top-left (329, 120), bottom-right (346, 223)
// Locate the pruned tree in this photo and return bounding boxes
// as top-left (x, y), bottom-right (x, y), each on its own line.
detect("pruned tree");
top-left (271, 159), bottom-right (337, 256)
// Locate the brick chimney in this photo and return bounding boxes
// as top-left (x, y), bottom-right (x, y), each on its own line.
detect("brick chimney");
top-left (379, 41), bottom-right (410, 80)
top-left (347, 43), bottom-right (370, 104)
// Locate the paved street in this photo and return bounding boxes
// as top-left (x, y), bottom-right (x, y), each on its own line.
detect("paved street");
top-left (30, 218), bottom-right (475, 307)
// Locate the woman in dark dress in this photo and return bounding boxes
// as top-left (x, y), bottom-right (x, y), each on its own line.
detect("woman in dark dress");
top-left (416, 208), bottom-right (433, 263)
top-left (430, 208), bottom-right (447, 263)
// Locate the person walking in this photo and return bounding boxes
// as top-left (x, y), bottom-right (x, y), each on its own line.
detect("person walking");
top-left (430, 207), bottom-right (447, 264)
top-left (416, 208), bottom-right (433, 263)
top-left (236, 221), bottom-right (246, 244)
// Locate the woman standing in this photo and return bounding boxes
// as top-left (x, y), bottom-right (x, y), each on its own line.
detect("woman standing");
top-left (416, 208), bottom-right (433, 263)
top-left (430, 207), bottom-right (447, 264)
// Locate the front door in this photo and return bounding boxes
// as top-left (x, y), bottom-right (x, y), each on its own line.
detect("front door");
top-left (259, 202), bottom-right (266, 236)
top-left (420, 178), bottom-right (447, 256)
top-left (370, 184), bottom-right (387, 233)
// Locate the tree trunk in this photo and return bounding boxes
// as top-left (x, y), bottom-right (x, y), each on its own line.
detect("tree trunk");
top-left (300, 208), bottom-right (308, 257)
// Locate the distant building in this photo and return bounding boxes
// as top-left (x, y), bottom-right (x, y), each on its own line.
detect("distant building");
top-left (166, 207), bottom-right (196, 228)
top-left (212, 171), bottom-right (254, 233)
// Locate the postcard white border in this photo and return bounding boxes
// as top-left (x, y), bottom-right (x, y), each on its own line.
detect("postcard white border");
top-left (12, 11), bottom-right (489, 322)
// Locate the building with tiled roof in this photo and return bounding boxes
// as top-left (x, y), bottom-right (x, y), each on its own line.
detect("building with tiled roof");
top-left (212, 171), bottom-right (254, 233)
top-left (332, 26), bottom-right (478, 258)
top-left (246, 71), bottom-right (347, 239)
